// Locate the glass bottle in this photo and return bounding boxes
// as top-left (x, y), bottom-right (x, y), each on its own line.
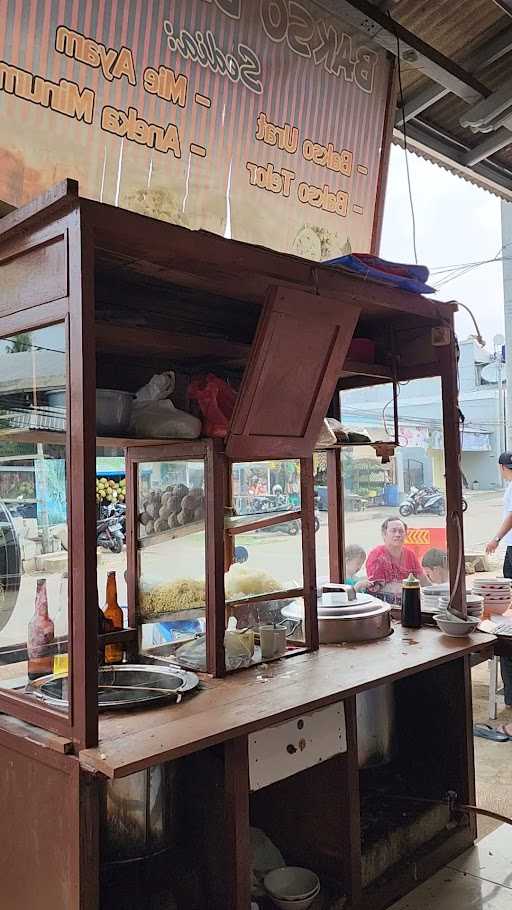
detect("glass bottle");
top-left (28, 578), bottom-right (55, 680)
top-left (401, 574), bottom-right (421, 629)
top-left (103, 571), bottom-right (123, 664)
top-left (52, 572), bottom-right (68, 675)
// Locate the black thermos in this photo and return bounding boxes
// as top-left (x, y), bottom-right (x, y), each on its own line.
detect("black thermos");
top-left (401, 574), bottom-right (421, 629)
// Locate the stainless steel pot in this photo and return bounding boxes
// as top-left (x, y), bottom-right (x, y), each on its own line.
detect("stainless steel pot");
top-left (101, 762), bottom-right (177, 865)
top-left (281, 590), bottom-right (391, 644)
top-left (356, 684), bottom-right (396, 769)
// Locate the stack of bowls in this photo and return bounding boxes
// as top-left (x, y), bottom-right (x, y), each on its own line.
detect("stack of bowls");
top-left (263, 867), bottom-right (320, 910)
top-left (438, 592), bottom-right (483, 618)
top-left (472, 578), bottom-right (512, 616)
top-left (421, 584), bottom-right (449, 613)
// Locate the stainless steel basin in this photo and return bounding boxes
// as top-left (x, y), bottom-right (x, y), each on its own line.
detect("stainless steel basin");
top-left (356, 684), bottom-right (396, 768)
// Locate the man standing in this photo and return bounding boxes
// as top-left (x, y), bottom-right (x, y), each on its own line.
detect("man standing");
top-left (485, 451), bottom-right (512, 707)
top-left (366, 516), bottom-right (429, 604)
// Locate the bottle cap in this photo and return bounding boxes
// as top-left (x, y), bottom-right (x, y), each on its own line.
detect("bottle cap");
top-left (402, 573), bottom-right (420, 589)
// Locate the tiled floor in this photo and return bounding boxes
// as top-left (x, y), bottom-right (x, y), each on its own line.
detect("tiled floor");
top-left (389, 825), bottom-right (512, 908)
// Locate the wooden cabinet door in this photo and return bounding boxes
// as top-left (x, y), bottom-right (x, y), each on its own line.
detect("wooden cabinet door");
top-left (225, 286), bottom-right (360, 459)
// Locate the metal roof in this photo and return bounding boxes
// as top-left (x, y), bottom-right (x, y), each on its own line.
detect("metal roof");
top-left (336, 0), bottom-right (512, 198)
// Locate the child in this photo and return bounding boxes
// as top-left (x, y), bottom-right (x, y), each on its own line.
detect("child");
top-left (421, 548), bottom-right (448, 584)
top-left (345, 544), bottom-right (368, 591)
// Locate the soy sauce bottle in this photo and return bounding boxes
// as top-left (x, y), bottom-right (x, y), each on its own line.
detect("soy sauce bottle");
top-left (401, 574), bottom-right (421, 629)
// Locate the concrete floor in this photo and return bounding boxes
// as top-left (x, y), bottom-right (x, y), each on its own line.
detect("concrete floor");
top-left (389, 824), bottom-right (512, 908)
top-left (471, 661), bottom-right (512, 841)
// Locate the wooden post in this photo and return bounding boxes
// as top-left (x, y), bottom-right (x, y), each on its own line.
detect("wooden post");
top-left (125, 457), bottom-right (140, 662)
top-left (343, 696), bottom-right (363, 906)
top-left (68, 207), bottom-right (99, 749)
top-left (327, 449), bottom-right (345, 584)
top-left (301, 457), bottom-right (319, 650)
top-left (206, 439), bottom-right (227, 676)
top-left (224, 736), bottom-right (251, 910)
top-left (462, 655), bottom-right (478, 840)
top-left (78, 767), bottom-right (100, 910)
top-left (326, 386), bottom-right (345, 583)
top-left (439, 330), bottom-right (467, 618)
top-left (224, 459), bottom-right (235, 572)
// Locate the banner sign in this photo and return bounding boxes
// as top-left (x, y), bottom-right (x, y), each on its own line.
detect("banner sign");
top-left (405, 527), bottom-right (447, 561)
top-left (0, 0), bottom-right (391, 258)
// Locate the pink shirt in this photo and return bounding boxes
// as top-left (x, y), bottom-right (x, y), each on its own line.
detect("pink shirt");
top-left (366, 545), bottom-right (423, 586)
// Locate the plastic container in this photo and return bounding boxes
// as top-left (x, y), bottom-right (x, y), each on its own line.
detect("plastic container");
top-left (347, 338), bottom-right (376, 363)
top-left (96, 389), bottom-right (133, 435)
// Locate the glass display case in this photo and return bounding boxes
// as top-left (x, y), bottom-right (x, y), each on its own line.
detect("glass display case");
top-left (0, 324), bottom-right (71, 723)
top-left (127, 448), bottom-right (318, 674)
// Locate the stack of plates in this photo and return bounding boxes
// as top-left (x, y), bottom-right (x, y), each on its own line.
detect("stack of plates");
top-left (439, 592), bottom-right (483, 618)
top-left (472, 578), bottom-right (512, 616)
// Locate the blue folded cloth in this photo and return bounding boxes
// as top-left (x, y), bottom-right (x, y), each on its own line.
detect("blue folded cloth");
top-left (324, 253), bottom-right (435, 295)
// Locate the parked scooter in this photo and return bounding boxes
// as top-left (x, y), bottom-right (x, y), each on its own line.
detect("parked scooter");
top-left (399, 486), bottom-right (446, 517)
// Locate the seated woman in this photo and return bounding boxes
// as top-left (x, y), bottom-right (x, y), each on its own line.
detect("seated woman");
top-left (366, 516), bottom-right (428, 604)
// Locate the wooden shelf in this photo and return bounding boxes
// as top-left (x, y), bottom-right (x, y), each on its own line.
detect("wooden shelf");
top-left (226, 588), bottom-right (303, 608)
top-left (138, 606), bottom-right (204, 624)
top-left (139, 510), bottom-right (303, 545)
top-left (96, 321), bottom-right (250, 365)
top-left (341, 360), bottom-right (393, 379)
top-left (0, 428), bottom-right (206, 449)
top-left (138, 520), bottom-right (205, 548)
top-left (225, 509), bottom-right (302, 535)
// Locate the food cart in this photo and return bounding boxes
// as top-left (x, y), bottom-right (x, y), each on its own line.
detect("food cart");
top-left (0, 181), bottom-right (498, 909)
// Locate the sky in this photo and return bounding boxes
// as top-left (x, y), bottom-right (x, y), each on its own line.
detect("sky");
top-left (380, 145), bottom-right (507, 349)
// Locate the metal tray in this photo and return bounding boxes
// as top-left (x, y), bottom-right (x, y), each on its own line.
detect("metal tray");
top-left (26, 663), bottom-right (200, 711)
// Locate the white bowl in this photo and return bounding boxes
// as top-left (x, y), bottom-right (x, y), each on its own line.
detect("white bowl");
top-left (264, 867), bottom-right (320, 902)
top-left (434, 614), bottom-right (479, 636)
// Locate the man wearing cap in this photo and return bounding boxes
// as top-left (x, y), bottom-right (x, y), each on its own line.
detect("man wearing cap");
top-left (485, 451), bottom-right (512, 709)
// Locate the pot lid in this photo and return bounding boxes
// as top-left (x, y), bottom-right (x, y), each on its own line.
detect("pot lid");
top-left (281, 594), bottom-right (387, 620)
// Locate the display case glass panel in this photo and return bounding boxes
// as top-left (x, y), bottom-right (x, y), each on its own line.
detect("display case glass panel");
top-left (135, 458), bottom-right (206, 652)
top-left (231, 460), bottom-right (301, 517)
top-left (0, 324), bottom-right (70, 716)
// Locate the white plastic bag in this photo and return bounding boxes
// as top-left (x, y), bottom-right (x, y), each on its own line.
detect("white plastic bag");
top-left (131, 370), bottom-right (201, 438)
top-left (250, 827), bottom-right (285, 897)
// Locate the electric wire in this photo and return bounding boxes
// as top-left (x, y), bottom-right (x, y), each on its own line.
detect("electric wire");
top-left (388, 12), bottom-right (419, 265)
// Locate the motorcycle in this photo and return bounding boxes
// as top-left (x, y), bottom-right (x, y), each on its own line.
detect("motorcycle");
top-left (97, 502), bottom-right (125, 553)
top-left (256, 512), bottom-right (321, 535)
top-left (399, 485), bottom-right (446, 517)
top-left (399, 485), bottom-right (468, 517)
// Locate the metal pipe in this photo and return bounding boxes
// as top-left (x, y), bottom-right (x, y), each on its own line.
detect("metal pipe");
top-left (501, 201), bottom-right (512, 451)
top-left (384, 792), bottom-right (512, 827)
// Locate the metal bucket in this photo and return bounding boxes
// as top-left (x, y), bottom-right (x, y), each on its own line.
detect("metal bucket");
top-left (101, 762), bottom-right (177, 865)
top-left (356, 684), bottom-right (396, 769)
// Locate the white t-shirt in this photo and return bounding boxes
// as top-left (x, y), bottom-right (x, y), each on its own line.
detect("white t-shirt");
top-left (502, 482), bottom-right (512, 546)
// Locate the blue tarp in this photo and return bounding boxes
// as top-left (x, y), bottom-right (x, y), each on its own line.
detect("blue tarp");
top-left (324, 254), bottom-right (435, 295)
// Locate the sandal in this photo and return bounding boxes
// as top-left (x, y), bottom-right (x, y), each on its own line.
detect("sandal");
top-left (473, 723), bottom-right (510, 742)
top-left (495, 723), bottom-right (512, 739)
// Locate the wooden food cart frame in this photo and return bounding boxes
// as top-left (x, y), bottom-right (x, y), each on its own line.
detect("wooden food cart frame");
top-left (0, 180), bottom-right (491, 910)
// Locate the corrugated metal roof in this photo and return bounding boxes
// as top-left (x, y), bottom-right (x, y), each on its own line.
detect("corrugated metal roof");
top-left (359, 0), bottom-right (512, 198)
top-left (393, 0), bottom-right (504, 94)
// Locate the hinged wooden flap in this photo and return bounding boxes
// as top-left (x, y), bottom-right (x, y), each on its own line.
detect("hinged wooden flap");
top-left (225, 286), bottom-right (361, 459)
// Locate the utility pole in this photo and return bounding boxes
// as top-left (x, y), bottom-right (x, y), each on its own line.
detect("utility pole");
top-left (494, 333), bottom-right (506, 479)
top-left (500, 202), bottom-right (512, 452)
